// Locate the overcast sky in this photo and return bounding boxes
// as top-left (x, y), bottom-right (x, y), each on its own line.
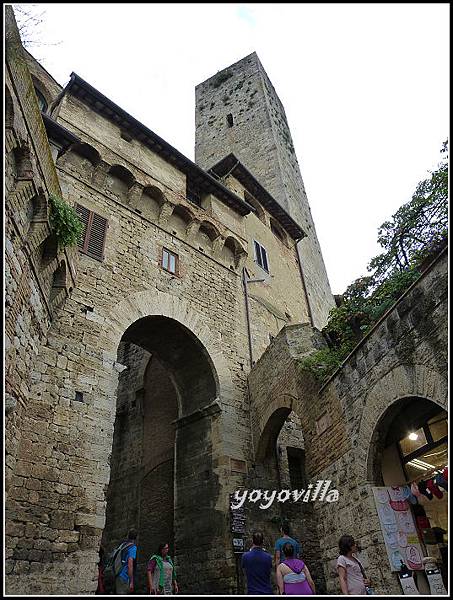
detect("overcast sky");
top-left (13, 3), bottom-right (449, 294)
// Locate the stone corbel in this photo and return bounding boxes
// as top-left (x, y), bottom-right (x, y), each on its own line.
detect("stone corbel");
top-left (212, 235), bottom-right (225, 257)
top-left (237, 249), bottom-right (248, 270)
top-left (127, 182), bottom-right (143, 207)
top-left (158, 201), bottom-right (174, 226)
top-left (185, 219), bottom-right (200, 242)
top-left (91, 160), bottom-right (109, 188)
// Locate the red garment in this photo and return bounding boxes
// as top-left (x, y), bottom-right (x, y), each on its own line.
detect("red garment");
top-left (96, 565), bottom-right (105, 594)
top-left (443, 467), bottom-right (448, 481)
top-left (426, 478), bottom-right (443, 499)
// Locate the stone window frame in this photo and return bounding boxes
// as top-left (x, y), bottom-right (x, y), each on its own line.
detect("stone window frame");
top-left (253, 239), bottom-right (269, 273)
top-left (161, 246), bottom-right (179, 276)
top-left (75, 203), bottom-right (108, 262)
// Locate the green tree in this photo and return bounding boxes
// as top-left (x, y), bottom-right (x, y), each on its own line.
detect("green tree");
top-left (301, 141), bottom-right (448, 382)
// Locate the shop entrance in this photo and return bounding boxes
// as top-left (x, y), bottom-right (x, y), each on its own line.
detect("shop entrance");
top-left (371, 396), bottom-right (448, 591)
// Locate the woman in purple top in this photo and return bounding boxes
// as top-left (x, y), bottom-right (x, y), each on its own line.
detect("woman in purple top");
top-left (276, 543), bottom-right (316, 595)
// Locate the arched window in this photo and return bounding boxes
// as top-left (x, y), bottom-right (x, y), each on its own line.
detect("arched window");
top-left (35, 87), bottom-right (48, 113)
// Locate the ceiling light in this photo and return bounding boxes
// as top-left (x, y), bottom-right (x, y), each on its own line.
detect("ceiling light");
top-left (408, 432), bottom-right (418, 441)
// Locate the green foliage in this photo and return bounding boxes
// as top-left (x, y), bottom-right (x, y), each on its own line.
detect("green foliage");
top-left (48, 194), bottom-right (83, 248)
top-left (300, 141), bottom-right (448, 383)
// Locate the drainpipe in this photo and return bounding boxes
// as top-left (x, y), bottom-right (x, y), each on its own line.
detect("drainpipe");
top-left (242, 268), bottom-right (254, 369)
top-left (242, 269), bottom-right (266, 369)
top-left (295, 239), bottom-right (314, 328)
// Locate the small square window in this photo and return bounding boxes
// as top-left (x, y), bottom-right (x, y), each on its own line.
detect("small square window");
top-left (162, 248), bottom-right (178, 275)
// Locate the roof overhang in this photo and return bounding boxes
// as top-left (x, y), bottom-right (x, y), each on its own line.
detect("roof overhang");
top-left (208, 154), bottom-right (306, 241)
top-left (64, 73), bottom-right (254, 217)
top-left (42, 112), bottom-right (80, 154)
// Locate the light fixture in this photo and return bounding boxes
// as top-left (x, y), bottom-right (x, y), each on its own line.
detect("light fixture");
top-left (408, 432), bottom-right (418, 441)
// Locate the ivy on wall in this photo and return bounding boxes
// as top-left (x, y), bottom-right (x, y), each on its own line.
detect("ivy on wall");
top-left (48, 194), bottom-right (83, 248)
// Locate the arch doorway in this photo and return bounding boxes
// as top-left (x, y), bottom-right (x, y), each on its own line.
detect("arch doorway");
top-left (102, 316), bottom-right (220, 593)
top-left (369, 396), bottom-right (448, 591)
top-left (251, 408), bottom-right (325, 592)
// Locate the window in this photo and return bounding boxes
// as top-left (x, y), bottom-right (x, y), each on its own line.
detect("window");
top-left (161, 248), bottom-right (178, 275)
top-left (75, 203), bottom-right (108, 261)
top-left (226, 113), bottom-right (234, 127)
top-left (34, 88), bottom-right (48, 113)
top-left (253, 240), bottom-right (269, 272)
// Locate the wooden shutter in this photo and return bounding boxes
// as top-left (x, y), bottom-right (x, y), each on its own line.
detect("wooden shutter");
top-left (75, 203), bottom-right (108, 261)
top-left (87, 212), bottom-right (108, 260)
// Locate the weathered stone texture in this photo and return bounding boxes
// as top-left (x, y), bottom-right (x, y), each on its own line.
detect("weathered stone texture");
top-left (4, 9), bottom-right (447, 595)
top-left (248, 249), bottom-right (448, 594)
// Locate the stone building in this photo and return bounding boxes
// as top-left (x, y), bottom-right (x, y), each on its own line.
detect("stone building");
top-left (4, 6), bottom-right (448, 596)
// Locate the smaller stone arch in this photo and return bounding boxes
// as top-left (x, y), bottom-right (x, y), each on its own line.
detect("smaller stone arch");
top-left (59, 142), bottom-right (101, 179)
top-left (168, 204), bottom-right (194, 237)
top-left (39, 233), bottom-right (58, 267)
top-left (196, 220), bottom-right (220, 253)
top-left (135, 185), bottom-right (166, 220)
top-left (14, 143), bottom-right (33, 181)
top-left (50, 260), bottom-right (67, 304)
top-left (105, 164), bottom-right (135, 200)
top-left (222, 235), bottom-right (246, 269)
top-left (256, 406), bottom-right (292, 463)
top-left (356, 364), bottom-right (448, 483)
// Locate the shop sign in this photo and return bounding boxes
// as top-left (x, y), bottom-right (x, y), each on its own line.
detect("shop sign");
top-left (232, 537), bottom-right (245, 553)
top-left (372, 486), bottom-right (424, 572)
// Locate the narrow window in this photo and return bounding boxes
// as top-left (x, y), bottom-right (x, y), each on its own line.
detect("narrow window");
top-left (161, 248), bottom-right (178, 275)
top-left (75, 203), bottom-right (108, 261)
top-left (253, 240), bottom-right (269, 273)
top-left (227, 113), bottom-right (234, 127)
top-left (34, 88), bottom-right (48, 113)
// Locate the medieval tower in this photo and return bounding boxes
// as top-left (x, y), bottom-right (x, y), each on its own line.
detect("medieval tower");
top-left (195, 52), bottom-right (335, 329)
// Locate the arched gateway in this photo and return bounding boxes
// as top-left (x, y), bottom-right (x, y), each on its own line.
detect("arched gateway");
top-left (100, 291), bottom-right (236, 594)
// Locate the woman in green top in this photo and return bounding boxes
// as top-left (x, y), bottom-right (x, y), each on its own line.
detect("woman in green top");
top-left (147, 542), bottom-right (179, 595)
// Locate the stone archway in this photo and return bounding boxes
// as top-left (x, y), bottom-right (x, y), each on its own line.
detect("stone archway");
top-left (101, 291), bottom-right (235, 594)
top-left (354, 363), bottom-right (448, 484)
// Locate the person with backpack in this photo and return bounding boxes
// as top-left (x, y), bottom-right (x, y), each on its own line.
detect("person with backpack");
top-left (103, 529), bottom-right (138, 595)
top-left (147, 542), bottom-right (178, 595)
top-left (276, 542), bottom-right (315, 595)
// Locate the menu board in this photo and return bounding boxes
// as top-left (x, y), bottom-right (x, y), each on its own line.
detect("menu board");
top-left (372, 486), bottom-right (424, 571)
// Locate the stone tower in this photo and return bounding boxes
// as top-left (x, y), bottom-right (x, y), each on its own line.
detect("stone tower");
top-left (195, 52), bottom-right (335, 329)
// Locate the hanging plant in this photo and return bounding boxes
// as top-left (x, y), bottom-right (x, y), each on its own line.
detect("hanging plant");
top-left (48, 194), bottom-right (83, 248)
